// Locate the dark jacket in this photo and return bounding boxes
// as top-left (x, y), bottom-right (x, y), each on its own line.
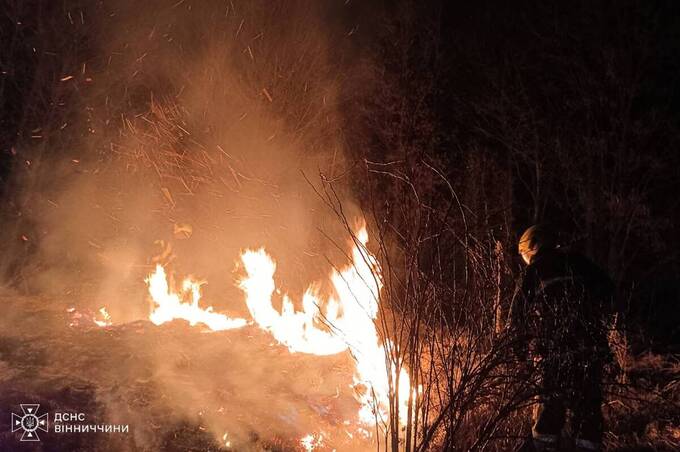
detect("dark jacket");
top-left (509, 248), bottom-right (614, 366)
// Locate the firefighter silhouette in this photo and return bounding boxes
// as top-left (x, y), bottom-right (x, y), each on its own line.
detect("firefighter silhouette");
top-left (509, 225), bottom-right (614, 451)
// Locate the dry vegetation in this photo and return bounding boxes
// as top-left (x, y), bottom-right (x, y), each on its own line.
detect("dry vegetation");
top-left (1, 1), bottom-right (678, 451)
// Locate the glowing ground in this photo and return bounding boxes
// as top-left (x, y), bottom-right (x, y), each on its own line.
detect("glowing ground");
top-left (0, 295), bottom-right (364, 451)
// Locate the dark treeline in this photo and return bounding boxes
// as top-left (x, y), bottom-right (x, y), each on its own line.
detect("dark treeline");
top-left (344, 0), bottom-right (680, 352)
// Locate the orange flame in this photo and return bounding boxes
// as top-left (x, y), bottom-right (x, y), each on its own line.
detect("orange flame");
top-left (147, 264), bottom-right (247, 331)
top-left (144, 224), bottom-right (411, 428)
top-left (93, 307), bottom-right (112, 327)
top-left (238, 226), bottom-right (411, 426)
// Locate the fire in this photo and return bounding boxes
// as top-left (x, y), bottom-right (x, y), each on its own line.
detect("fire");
top-left (94, 307), bottom-right (112, 327)
top-left (221, 432), bottom-right (231, 448)
top-left (67, 306), bottom-right (113, 328)
top-left (238, 226), bottom-right (411, 426)
top-left (239, 248), bottom-right (347, 355)
top-left (300, 432), bottom-right (325, 451)
top-left (146, 264), bottom-right (247, 331)
top-left (144, 224), bottom-right (411, 431)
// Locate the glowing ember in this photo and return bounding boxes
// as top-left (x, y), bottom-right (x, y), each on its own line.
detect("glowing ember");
top-left (221, 432), bottom-right (231, 448)
top-left (146, 264), bottom-right (247, 331)
top-left (67, 306), bottom-right (114, 328)
top-left (300, 432), bottom-right (324, 451)
top-left (94, 307), bottom-right (112, 327)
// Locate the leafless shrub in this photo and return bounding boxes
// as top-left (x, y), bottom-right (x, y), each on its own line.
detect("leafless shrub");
top-left (312, 158), bottom-right (534, 451)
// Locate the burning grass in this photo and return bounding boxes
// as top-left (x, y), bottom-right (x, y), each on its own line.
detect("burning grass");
top-left (0, 293), bottom-right (368, 451)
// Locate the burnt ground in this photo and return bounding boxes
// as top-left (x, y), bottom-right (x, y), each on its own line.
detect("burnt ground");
top-left (0, 294), bottom-right (366, 452)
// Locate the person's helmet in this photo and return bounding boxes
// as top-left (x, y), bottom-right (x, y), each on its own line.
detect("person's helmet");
top-left (518, 224), bottom-right (557, 264)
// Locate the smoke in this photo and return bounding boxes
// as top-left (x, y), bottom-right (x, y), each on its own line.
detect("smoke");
top-left (1, 0), bottom-right (377, 449)
top-left (5, 0), bottom-right (371, 305)
top-left (11, 0), bottom-right (360, 298)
